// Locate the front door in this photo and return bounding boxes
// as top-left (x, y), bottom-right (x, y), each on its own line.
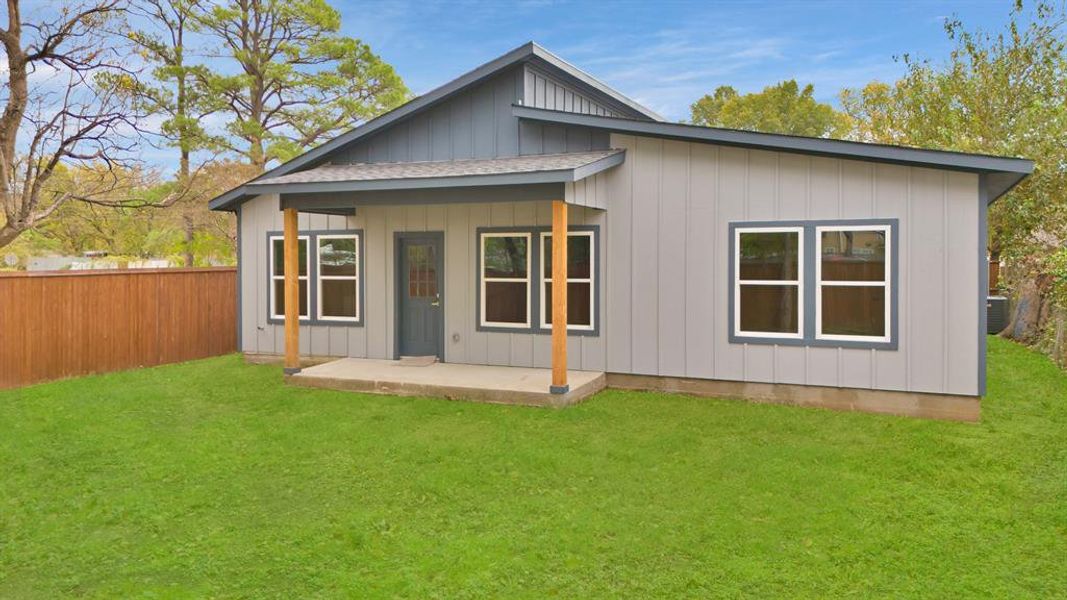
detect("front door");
top-left (396, 233), bottom-right (444, 359)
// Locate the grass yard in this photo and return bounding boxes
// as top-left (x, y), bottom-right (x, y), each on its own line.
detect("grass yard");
top-left (1, 337), bottom-right (1065, 598)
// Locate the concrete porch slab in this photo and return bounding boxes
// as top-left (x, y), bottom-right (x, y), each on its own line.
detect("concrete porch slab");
top-left (286, 358), bottom-right (606, 407)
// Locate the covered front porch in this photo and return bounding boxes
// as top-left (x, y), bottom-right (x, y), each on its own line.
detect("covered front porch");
top-left (266, 150), bottom-right (621, 400)
top-left (287, 358), bottom-right (606, 407)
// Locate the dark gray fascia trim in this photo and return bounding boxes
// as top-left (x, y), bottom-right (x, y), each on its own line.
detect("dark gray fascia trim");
top-left (252, 171), bottom-right (574, 195)
top-left (513, 106), bottom-right (1033, 201)
top-left (524, 48), bottom-right (664, 121)
top-left (474, 225), bottom-right (601, 337)
top-left (210, 185), bottom-right (250, 211)
top-left (728, 219), bottom-right (899, 351)
top-left (281, 183), bottom-right (565, 210)
top-left (572, 150), bottom-right (626, 180)
top-left (209, 41), bottom-right (654, 211)
top-left (265, 229), bottom-right (365, 328)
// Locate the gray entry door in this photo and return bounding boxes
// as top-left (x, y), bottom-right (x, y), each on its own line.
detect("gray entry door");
top-left (396, 232), bottom-right (444, 359)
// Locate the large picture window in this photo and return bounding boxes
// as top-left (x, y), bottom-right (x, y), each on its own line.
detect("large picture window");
top-left (816, 225), bottom-right (890, 342)
top-left (269, 235), bottom-right (310, 320)
top-left (480, 232), bottom-right (531, 328)
top-left (734, 227), bottom-right (803, 338)
top-left (540, 231), bottom-right (594, 330)
top-left (317, 234), bottom-right (360, 322)
top-left (730, 220), bottom-right (897, 350)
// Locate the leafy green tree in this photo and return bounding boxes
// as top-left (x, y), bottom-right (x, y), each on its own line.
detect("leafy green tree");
top-left (840, 1), bottom-right (1066, 352)
top-left (690, 80), bottom-right (848, 138)
top-left (104, 0), bottom-right (221, 181)
top-left (100, 0), bottom-right (226, 265)
top-left (194, 0), bottom-right (410, 171)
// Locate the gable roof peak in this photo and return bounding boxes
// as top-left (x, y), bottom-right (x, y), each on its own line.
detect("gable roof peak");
top-left (209, 40), bottom-right (661, 210)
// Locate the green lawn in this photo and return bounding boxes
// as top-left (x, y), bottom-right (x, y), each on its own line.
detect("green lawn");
top-left (1, 337), bottom-right (1065, 598)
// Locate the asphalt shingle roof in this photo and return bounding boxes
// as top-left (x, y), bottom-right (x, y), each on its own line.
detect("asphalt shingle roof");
top-left (247, 150), bottom-right (624, 186)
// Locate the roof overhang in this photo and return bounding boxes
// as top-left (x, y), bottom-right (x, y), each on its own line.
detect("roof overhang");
top-left (240, 149), bottom-right (624, 198)
top-left (513, 105), bottom-right (1034, 202)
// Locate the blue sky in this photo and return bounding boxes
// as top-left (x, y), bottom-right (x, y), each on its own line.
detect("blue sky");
top-left (11, 0), bottom-right (1026, 170)
top-left (339, 0), bottom-right (1019, 120)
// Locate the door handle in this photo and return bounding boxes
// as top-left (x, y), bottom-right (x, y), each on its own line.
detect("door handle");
top-left (430, 294), bottom-right (440, 307)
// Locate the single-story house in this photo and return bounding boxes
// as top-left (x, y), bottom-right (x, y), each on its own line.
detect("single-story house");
top-left (209, 42), bottom-right (1032, 420)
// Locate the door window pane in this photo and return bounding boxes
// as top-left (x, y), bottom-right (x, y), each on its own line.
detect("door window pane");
top-left (407, 245), bottom-right (437, 298)
top-left (820, 230), bottom-right (886, 282)
top-left (739, 231), bottom-right (800, 280)
top-left (821, 286), bottom-right (885, 337)
top-left (739, 285), bottom-right (799, 334)
top-left (484, 281), bottom-right (527, 323)
top-left (483, 236), bottom-right (528, 278)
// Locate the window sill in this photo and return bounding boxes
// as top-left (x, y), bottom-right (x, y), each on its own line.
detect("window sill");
top-left (729, 333), bottom-right (896, 351)
top-left (476, 324), bottom-right (600, 337)
top-left (267, 317), bottom-right (364, 328)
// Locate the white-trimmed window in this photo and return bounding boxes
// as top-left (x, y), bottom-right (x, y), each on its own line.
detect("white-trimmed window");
top-left (816, 225), bottom-right (890, 342)
top-left (480, 232), bottom-right (531, 328)
top-left (539, 230), bottom-right (594, 331)
top-left (317, 234), bottom-right (360, 322)
top-left (269, 235), bottom-right (310, 320)
top-left (734, 226), bottom-right (803, 338)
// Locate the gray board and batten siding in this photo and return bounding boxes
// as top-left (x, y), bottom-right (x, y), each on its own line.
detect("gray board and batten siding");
top-left (241, 133), bottom-right (982, 397)
top-left (602, 133), bottom-right (982, 397)
top-left (331, 66), bottom-right (613, 167)
top-left (239, 196), bottom-right (608, 371)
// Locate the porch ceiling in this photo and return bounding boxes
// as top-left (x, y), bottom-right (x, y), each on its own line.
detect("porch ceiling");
top-left (245, 149), bottom-right (625, 196)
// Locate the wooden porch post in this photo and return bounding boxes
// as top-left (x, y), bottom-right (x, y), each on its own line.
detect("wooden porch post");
top-left (283, 207), bottom-right (301, 374)
top-left (550, 200), bottom-right (568, 394)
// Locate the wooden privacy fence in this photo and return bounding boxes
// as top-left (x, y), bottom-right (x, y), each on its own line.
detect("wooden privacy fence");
top-left (0, 268), bottom-right (237, 389)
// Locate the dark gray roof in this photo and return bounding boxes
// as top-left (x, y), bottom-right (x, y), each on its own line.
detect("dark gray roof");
top-left (513, 105), bottom-right (1034, 202)
top-left (243, 150), bottom-right (625, 194)
top-left (209, 42), bottom-right (660, 211)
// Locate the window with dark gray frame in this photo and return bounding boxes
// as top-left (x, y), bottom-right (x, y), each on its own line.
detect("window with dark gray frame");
top-left (267, 230), bottom-right (363, 326)
top-left (317, 234), bottom-right (361, 322)
top-left (269, 235), bottom-right (310, 320)
top-left (730, 220), bottom-right (897, 350)
top-left (734, 226), bottom-right (804, 339)
top-left (816, 225), bottom-right (890, 342)
top-left (540, 230), bottom-right (595, 331)
top-left (477, 226), bottom-right (599, 335)
top-left (480, 232), bottom-right (532, 328)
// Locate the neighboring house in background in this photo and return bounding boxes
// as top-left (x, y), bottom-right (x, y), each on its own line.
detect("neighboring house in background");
top-left (26, 256), bottom-right (77, 271)
top-left (25, 255), bottom-right (173, 271)
top-left (209, 42), bottom-right (1032, 420)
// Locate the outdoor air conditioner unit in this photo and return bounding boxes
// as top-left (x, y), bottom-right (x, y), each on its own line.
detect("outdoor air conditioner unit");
top-left (987, 296), bottom-right (1009, 334)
